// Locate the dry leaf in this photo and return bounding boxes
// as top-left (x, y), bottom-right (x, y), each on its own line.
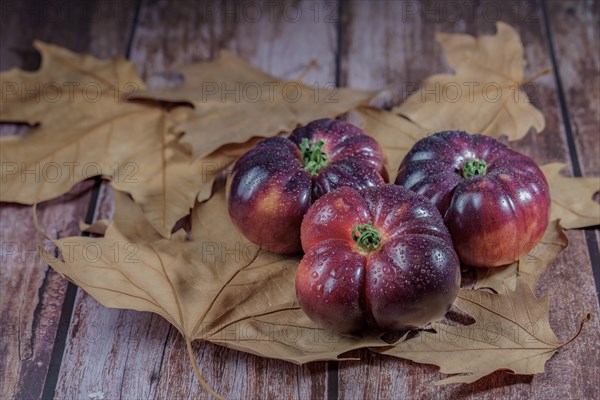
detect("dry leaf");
top-left (347, 107), bottom-right (430, 182)
top-left (376, 282), bottom-right (588, 385)
top-left (0, 42), bottom-right (203, 238)
top-left (39, 187), bottom-right (388, 365)
top-left (134, 50), bottom-right (378, 160)
top-left (434, 21), bottom-right (526, 78)
top-left (475, 220), bottom-right (568, 292)
top-left (205, 307), bottom-right (386, 364)
top-left (541, 163), bottom-right (600, 229)
top-left (395, 22), bottom-right (546, 140)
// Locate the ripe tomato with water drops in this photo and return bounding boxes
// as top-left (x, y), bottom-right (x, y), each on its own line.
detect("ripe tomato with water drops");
top-left (227, 118), bottom-right (385, 254)
top-left (395, 131), bottom-right (550, 267)
top-left (296, 185), bottom-right (460, 333)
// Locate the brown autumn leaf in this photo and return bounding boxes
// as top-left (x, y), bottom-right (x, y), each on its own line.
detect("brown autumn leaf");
top-left (541, 163), bottom-right (600, 229)
top-left (394, 22), bottom-right (546, 140)
top-left (475, 220), bottom-right (568, 292)
top-left (375, 282), bottom-right (588, 385)
top-left (39, 187), bottom-right (389, 366)
top-left (347, 107), bottom-right (430, 182)
top-left (134, 50), bottom-right (378, 160)
top-left (0, 42), bottom-right (204, 238)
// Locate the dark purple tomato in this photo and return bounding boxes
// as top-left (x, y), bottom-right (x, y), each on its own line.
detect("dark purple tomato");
top-left (395, 131), bottom-right (550, 267)
top-left (296, 185), bottom-right (460, 333)
top-left (227, 118), bottom-right (385, 254)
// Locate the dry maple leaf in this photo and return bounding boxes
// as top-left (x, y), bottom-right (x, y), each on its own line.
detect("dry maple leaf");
top-left (375, 282), bottom-right (588, 385)
top-left (0, 42), bottom-right (203, 238)
top-left (347, 107), bottom-right (430, 182)
top-left (475, 220), bottom-right (568, 292)
top-left (541, 163), bottom-right (600, 229)
top-left (134, 50), bottom-right (378, 160)
top-left (394, 22), bottom-right (546, 141)
top-left (38, 187), bottom-right (388, 393)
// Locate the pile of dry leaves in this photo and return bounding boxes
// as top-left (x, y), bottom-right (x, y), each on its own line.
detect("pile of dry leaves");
top-left (1, 22), bottom-right (598, 395)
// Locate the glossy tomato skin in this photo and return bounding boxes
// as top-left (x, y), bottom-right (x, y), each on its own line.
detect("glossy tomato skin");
top-left (395, 131), bottom-right (550, 267)
top-left (296, 185), bottom-right (460, 333)
top-left (228, 118), bottom-right (385, 254)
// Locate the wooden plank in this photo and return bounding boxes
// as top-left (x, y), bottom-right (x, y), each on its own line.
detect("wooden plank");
top-left (0, 1), bottom-right (138, 399)
top-left (545, 0), bottom-right (600, 177)
top-left (0, 181), bottom-right (95, 400)
top-left (337, 1), bottom-right (600, 398)
top-left (53, 0), bottom-right (336, 398)
top-left (544, 0), bottom-right (600, 289)
top-left (0, 0), bottom-right (138, 69)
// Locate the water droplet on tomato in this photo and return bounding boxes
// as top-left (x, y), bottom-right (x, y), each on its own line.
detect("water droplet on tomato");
top-left (311, 271), bottom-right (319, 279)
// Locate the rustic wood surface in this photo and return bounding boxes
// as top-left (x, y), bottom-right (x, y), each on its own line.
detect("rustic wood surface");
top-left (545, 0), bottom-right (600, 286)
top-left (0, 0), bottom-right (598, 399)
top-left (0, 1), bottom-right (137, 399)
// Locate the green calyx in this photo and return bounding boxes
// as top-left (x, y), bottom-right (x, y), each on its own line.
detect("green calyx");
top-left (299, 138), bottom-right (328, 176)
top-left (352, 223), bottom-right (381, 253)
top-left (462, 159), bottom-right (487, 178)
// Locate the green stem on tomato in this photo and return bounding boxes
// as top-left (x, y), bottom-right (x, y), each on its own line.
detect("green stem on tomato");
top-left (352, 222), bottom-right (381, 253)
top-left (462, 159), bottom-right (487, 178)
top-left (300, 138), bottom-right (328, 176)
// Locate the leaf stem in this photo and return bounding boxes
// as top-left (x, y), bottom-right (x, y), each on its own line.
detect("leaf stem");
top-left (185, 338), bottom-right (225, 400)
top-left (518, 67), bottom-right (552, 87)
top-left (295, 59), bottom-right (318, 82)
top-left (560, 313), bottom-right (591, 348)
top-left (32, 203), bottom-right (53, 241)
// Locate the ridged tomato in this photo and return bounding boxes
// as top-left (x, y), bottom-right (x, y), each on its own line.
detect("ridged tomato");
top-left (296, 185), bottom-right (460, 333)
top-left (395, 131), bottom-right (550, 267)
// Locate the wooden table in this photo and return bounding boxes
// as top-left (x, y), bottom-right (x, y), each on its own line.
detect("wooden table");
top-left (1, 1), bottom-right (599, 399)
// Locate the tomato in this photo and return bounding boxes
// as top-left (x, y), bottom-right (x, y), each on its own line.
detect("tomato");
top-left (395, 130), bottom-right (550, 267)
top-left (227, 118), bottom-right (385, 254)
top-left (296, 185), bottom-right (460, 333)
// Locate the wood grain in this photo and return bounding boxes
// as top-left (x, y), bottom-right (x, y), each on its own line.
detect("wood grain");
top-left (52, 1), bottom-right (337, 398)
top-left (545, 0), bottom-right (600, 288)
top-left (546, 0), bottom-right (600, 177)
top-left (0, 1), bottom-right (138, 399)
top-left (337, 1), bottom-right (600, 398)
